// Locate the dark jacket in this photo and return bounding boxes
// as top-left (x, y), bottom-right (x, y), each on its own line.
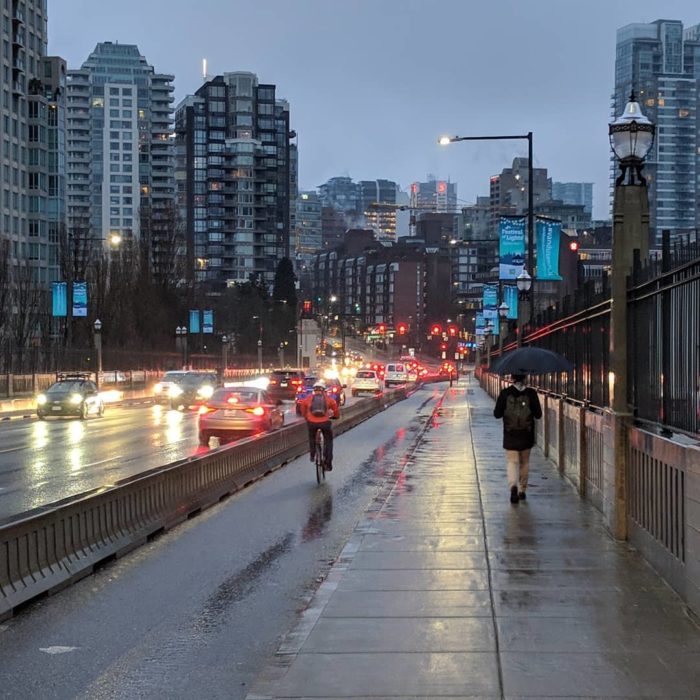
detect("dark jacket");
top-left (493, 385), bottom-right (542, 451)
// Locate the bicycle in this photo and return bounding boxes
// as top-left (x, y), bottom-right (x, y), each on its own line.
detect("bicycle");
top-left (314, 428), bottom-right (328, 484)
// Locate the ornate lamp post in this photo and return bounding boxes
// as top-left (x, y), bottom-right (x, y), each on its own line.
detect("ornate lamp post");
top-left (93, 319), bottom-right (103, 387)
top-left (516, 270), bottom-right (532, 347)
top-left (498, 302), bottom-right (509, 355)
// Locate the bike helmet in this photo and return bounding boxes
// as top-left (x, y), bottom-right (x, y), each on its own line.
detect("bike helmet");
top-left (312, 381), bottom-right (326, 390)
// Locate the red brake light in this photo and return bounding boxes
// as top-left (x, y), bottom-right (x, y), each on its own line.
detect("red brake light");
top-left (227, 396), bottom-right (239, 404)
top-left (270, 379), bottom-right (278, 385)
top-left (246, 406), bottom-right (265, 416)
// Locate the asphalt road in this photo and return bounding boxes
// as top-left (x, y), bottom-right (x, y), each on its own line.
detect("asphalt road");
top-left (0, 396), bottom-right (357, 522)
top-left (0, 384), bottom-right (444, 700)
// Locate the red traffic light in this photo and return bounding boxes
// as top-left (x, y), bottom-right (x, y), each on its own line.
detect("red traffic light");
top-left (302, 300), bottom-right (312, 317)
top-left (447, 324), bottom-right (458, 337)
top-left (569, 241), bottom-right (580, 252)
top-left (430, 324), bottom-right (442, 336)
top-left (440, 343), bottom-right (447, 351)
top-left (397, 323), bottom-right (408, 335)
top-left (377, 323), bottom-right (386, 334)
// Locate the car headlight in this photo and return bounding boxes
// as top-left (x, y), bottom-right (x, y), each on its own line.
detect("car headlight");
top-left (197, 385), bottom-right (214, 399)
top-left (37, 394), bottom-right (47, 405)
top-left (169, 385), bottom-right (183, 397)
top-left (154, 383), bottom-right (163, 393)
top-left (70, 393), bottom-right (83, 405)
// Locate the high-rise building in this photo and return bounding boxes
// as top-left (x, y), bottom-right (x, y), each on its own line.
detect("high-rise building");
top-left (614, 20), bottom-right (700, 243)
top-left (552, 182), bottom-right (593, 214)
top-left (358, 179), bottom-right (399, 241)
top-left (295, 191), bottom-right (322, 257)
top-left (410, 176), bottom-right (457, 213)
top-left (175, 72), bottom-right (294, 287)
top-left (1, 0), bottom-right (51, 278)
top-left (318, 176), bottom-right (359, 214)
top-left (66, 42), bottom-right (175, 277)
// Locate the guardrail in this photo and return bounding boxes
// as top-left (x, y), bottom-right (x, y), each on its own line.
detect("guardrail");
top-left (0, 385), bottom-right (414, 621)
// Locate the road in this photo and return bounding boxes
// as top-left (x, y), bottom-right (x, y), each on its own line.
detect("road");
top-left (0, 395), bottom-right (356, 522)
top-left (0, 383), bottom-right (445, 700)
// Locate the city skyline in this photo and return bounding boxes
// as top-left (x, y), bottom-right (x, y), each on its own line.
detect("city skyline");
top-left (49, 0), bottom-right (699, 220)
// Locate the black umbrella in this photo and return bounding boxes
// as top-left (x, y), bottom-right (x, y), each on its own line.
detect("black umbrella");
top-left (489, 346), bottom-right (573, 375)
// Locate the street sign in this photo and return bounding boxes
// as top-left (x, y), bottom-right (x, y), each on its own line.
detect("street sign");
top-left (408, 348), bottom-right (415, 357)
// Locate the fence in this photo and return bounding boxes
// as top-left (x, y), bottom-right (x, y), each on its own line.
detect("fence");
top-left (480, 373), bottom-right (700, 620)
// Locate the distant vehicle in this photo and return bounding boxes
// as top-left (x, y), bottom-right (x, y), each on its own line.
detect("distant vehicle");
top-left (295, 376), bottom-right (320, 414)
top-left (36, 373), bottom-right (104, 420)
top-left (267, 369), bottom-right (305, 400)
top-left (384, 362), bottom-right (408, 387)
top-left (167, 372), bottom-right (220, 410)
top-left (324, 377), bottom-right (347, 406)
top-left (352, 370), bottom-right (383, 396)
top-left (198, 387), bottom-right (285, 446)
top-left (153, 371), bottom-right (190, 404)
top-left (439, 361), bottom-right (459, 380)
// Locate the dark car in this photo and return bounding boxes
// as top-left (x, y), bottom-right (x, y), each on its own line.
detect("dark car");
top-left (267, 369), bottom-right (305, 400)
top-left (168, 372), bottom-right (220, 410)
top-left (36, 373), bottom-right (104, 420)
top-left (153, 370), bottom-right (190, 404)
top-left (324, 377), bottom-right (347, 407)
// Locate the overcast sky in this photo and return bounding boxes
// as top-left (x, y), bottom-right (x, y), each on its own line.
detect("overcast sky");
top-left (50, 0), bottom-right (698, 219)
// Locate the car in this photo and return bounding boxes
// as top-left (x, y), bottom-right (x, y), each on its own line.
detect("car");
top-left (36, 373), bottom-right (104, 420)
top-left (439, 361), bottom-right (459, 380)
top-left (153, 370), bottom-right (190, 404)
top-left (384, 362), bottom-right (409, 387)
top-left (198, 386), bottom-right (285, 446)
top-left (295, 376), bottom-right (320, 414)
top-left (167, 372), bottom-right (220, 410)
top-left (325, 377), bottom-right (347, 406)
top-left (267, 369), bottom-right (305, 400)
top-left (365, 362), bottom-right (385, 380)
top-left (352, 369), bottom-right (383, 396)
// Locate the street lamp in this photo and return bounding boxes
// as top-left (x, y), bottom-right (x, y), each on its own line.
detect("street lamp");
top-left (498, 302), bottom-right (509, 355)
top-left (609, 90), bottom-right (655, 186)
top-left (516, 270), bottom-right (532, 347)
top-left (175, 326), bottom-right (188, 367)
top-left (93, 318), bottom-right (103, 386)
top-left (484, 320), bottom-right (495, 370)
top-left (439, 131), bottom-right (535, 319)
top-left (221, 334), bottom-right (229, 372)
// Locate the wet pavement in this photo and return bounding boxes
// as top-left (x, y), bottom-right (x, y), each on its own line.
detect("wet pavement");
top-left (247, 380), bottom-right (700, 699)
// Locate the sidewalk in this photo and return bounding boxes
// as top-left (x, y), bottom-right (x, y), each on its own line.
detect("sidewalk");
top-left (247, 380), bottom-right (700, 699)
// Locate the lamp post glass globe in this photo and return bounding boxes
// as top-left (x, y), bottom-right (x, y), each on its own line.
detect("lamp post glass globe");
top-left (609, 92), bottom-right (655, 162)
top-left (498, 303), bottom-right (509, 318)
top-left (516, 270), bottom-right (532, 292)
top-left (438, 136), bottom-right (452, 146)
top-left (109, 233), bottom-right (122, 247)
top-left (93, 318), bottom-right (102, 332)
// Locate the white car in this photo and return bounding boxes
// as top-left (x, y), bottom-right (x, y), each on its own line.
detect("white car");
top-left (352, 370), bottom-right (383, 396)
top-left (384, 362), bottom-right (408, 387)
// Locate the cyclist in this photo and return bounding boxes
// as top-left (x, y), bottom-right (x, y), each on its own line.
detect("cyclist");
top-left (300, 381), bottom-right (339, 470)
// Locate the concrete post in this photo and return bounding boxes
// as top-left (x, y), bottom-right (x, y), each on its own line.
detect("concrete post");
top-left (578, 404), bottom-right (588, 498)
top-left (605, 183), bottom-right (650, 539)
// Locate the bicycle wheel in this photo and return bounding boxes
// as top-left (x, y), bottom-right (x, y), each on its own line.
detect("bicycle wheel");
top-left (315, 430), bottom-right (325, 484)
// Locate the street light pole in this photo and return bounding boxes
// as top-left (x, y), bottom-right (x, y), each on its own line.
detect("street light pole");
top-left (93, 318), bottom-right (102, 388)
top-left (221, 335), bottom-right (229, 372)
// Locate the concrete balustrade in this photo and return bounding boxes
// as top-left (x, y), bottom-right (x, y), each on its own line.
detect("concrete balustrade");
top-left (480, 371), bottom-right (700, 618)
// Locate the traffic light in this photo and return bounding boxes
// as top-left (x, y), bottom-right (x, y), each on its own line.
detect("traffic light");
top-left (377, 323), bottom-right (386, 334)
top-left (302, 300), bottom-right (312, 318)
top-left (569, 241), bottom-right (580, 252)
top-left (397, 322), bottom-right (407, 336)
top-left (430, 323), bottom-right (442, 336)
top-left (447, 324), bottom-right (458, 337)
top-left (440, 342), bottom-right (447, 351)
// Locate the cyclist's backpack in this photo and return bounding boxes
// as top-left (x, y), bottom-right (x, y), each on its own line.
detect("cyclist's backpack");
top-left (310, 393), bottom-right (327, 417)
top-left (503, 393), bottom-right (533, 432)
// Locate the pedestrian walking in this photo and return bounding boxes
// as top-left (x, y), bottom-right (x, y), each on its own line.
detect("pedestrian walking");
top-left (493, 374), bottom-right (542, 504)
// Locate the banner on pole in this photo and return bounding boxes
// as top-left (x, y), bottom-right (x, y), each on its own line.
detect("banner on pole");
top-left (503, 285), bottom-right (519, 320)
top-left (72, 281), bottom-right (88, 317)
top-left (189, 309), bottom-right (200, 334)
top-left (499, 216), bottom-right (526, 280)
top-left (536, 218), bottom-right (563, 280)
top-left (52, 282), bottom-right (67, 317)
top-left (482, 284), bottom-right (498, 320)
top-left (475, 312), bottom-right (486, 336)
top-left (203, 310), bottom-right (214, 334)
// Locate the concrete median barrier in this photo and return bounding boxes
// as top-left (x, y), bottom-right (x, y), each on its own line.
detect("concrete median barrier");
top-left (0, 387), bottom-right (409, 621)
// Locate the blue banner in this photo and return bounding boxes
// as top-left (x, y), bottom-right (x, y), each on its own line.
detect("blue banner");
top-left (482, 284), bottom-right (498, 320)
top-left (499, 216), bottom-right (526, 280)
top-left (189, 309), bottom-right (200, 334)
top-left (52, 282), bottom-right (67, 317)
top-left (475, 312), bottom-right (485, 336)
top-left (503, 285), bottom-right (519, 320)
top-left (72, 281), bottom-right (87, 317)
top-left (536, 218), bottom-right (563, 280)
top-left (203, 309), bottom-right (214, 334)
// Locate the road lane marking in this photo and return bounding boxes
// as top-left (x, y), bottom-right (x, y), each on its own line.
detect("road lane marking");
top-left (81, 456), bottom-right (123, 469)
top-left (39, 646), bottom-right (79, 654)
top-left (0, 446), bottom-right (22, 454)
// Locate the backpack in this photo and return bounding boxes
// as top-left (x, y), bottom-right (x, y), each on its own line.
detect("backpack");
top-left (310, 393), bottom-right (327, 417)
top-left (503, 393), bottom-right (533, 432)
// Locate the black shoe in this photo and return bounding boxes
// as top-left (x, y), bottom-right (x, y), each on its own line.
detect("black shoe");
top-left (519, 491), bottom-right (527, 500)
top-left (325, 463), bottom-right (333, 471)
top-left (510, 486), bottom-right (519, 504)
top-left (309, 454), bottom-right (315, 462)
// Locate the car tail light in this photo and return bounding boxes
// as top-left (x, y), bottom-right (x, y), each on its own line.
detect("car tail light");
top-left (198, 405), bottom-right (215, 415)
top-left (226, 396), bottom-right (239, 404)
top-left (246, 406), bottom-right (265, 416)
top-left (296, 385), bottom-right (304, 393)
top-left (269, 379), bottom-right (278, 385)
top-left (291, 379), bottom-right (302, 386)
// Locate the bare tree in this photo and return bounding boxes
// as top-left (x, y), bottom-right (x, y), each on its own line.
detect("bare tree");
top-left (0, 239), bottom-right (11, 370)
top-left (10, 263), bottom-right (44, 372)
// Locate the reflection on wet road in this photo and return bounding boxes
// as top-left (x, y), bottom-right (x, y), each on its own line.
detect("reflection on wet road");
top-left (0, 400), bottom-right (306, 521)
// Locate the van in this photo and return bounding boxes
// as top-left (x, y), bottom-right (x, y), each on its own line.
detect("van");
top-left (384, 362), bottom-right (408, 387)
